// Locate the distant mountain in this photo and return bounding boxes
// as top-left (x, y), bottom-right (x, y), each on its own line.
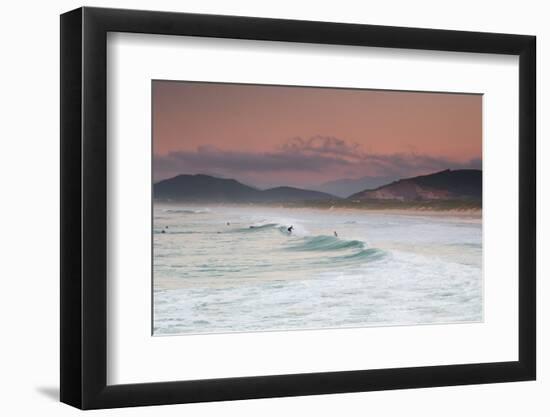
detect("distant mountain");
top-left (154, 174), bottom-right (337, 202)
top-left (260, 186), bottom-right (336, 202)
top-left (312, 175), bottom-right (398, 198)
top-left (348, 169), bottom-right (482, 201)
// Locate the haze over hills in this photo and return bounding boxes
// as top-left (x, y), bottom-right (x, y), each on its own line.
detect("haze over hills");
top-left (348, 169), bottom-right (482, 202)
top-left (154, 174), bottom-right (336, 203)
top-left (311, 175), bottom-right (398, 198)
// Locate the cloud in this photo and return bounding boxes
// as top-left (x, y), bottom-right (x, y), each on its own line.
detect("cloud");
top-left (281, 135), bottom-right (362, 159)
top-left (154, 136), bottom-right (481, 184)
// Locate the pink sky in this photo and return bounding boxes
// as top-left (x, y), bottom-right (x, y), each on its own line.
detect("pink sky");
top-left (153, 81), bottom-right (481, 188)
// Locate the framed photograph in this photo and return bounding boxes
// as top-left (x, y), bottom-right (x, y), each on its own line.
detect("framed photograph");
top-left (60, 7), bottom-right (536, 409)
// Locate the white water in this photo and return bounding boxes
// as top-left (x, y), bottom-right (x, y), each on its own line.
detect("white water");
top-left (153, 205), bottom-right (482, 335)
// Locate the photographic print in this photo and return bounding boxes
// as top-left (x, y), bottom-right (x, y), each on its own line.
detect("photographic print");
top-left (152, 81), bottom-right (482, 336)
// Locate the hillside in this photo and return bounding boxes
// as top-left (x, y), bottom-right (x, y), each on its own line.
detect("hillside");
top-left (348, 169), bottom-right (481, 201)
top-left (312, 175), bottom-right (397, 198)
top-left (154, 174), bottom-right (336, 203)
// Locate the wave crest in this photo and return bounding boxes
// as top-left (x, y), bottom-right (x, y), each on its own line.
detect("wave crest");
top-left (336, 247), bottom-right (385, 262)
top-left (236, 223), bottom-right (281, 233)
top-left (163, 208), bottom-right (210, 214)
top-left (286, 234), bottom-right (386, 264)
top-left (288, 235), bottom-right (365, 252)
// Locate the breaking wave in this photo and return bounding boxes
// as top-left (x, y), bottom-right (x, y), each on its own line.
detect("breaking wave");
top-left (163, 208), bottom-right (211, 214)
top-left (239, 223), bottom-right (280, 232)
top-left (287, 235), bottom-right (386, 264)
top-left (288, 235), bottom-right (365, 252)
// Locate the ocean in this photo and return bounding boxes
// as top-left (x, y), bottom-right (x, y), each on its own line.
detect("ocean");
top-left (153, 205), bottom-right (482, 335)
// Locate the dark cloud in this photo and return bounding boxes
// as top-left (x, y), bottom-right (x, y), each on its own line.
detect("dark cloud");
top-left (154, 136), bottom-right (481, 184)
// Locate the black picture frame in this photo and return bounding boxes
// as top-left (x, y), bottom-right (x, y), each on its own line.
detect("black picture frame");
top-left (60, 6), bottom-right (536, 410)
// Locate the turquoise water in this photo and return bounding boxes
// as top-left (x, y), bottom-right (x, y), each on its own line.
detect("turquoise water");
top-left (153, 205), bottom-right (482, 335)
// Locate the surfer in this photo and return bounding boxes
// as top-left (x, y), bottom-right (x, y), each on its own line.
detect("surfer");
top-left (226, 222), bottom-right (230, 226)
top-left (334, 231), bottom-right (338, 237)
top-left (287, 225), bottom-right (294, 234)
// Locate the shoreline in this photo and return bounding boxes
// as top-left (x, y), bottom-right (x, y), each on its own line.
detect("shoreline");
top-left (155, 200), bottom-right (482, 219)
top-left (325, 207), bottom-right (481, 219)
